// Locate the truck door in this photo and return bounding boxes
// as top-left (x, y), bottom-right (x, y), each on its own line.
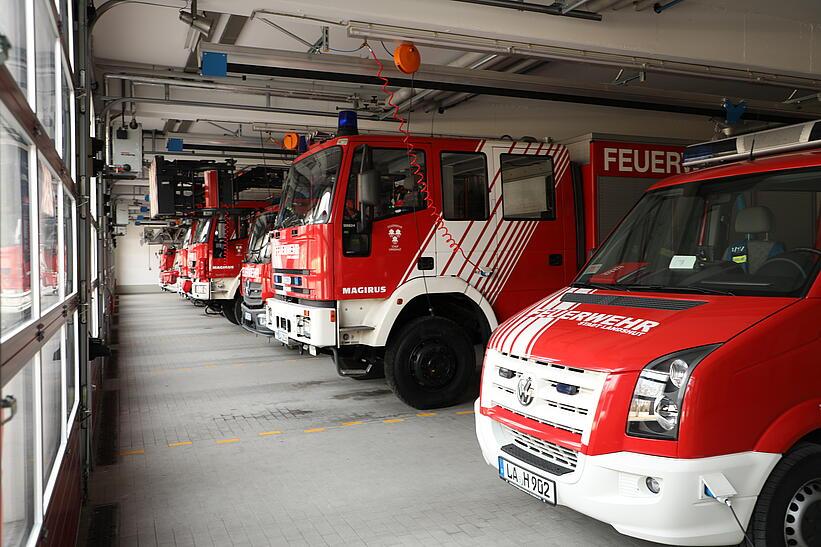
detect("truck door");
top-left (482, 144), bottom-right (571, 320)
top-left (338, 144), bottom-right (434, 297)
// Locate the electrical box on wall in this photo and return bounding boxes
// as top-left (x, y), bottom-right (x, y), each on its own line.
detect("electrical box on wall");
top-left (111, 124), bottom-right (143, 174)
top-left (115, 201), bottom-right (129, 226)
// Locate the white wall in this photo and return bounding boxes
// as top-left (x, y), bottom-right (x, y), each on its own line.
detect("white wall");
top-left (114, 221), bottom-right (161, 290)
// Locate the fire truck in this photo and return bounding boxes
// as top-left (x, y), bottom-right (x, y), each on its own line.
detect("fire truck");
top-left (158, 242), bottom-right (178, 291)
top-left (175, 220), bottom-right (196, 297)
top-left (239, 205), bottom-right (279, 335)
top-left (263, 113), bottom-right (687, 408)
top-left (475, 121), bottom-right (821, 546)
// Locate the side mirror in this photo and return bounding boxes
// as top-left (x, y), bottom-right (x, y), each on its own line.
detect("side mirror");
top-left (357, 170), bottom-right (379, 207)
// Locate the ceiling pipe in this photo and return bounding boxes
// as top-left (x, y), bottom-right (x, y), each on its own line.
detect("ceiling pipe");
top-left (98, 95), bottom-right (385, 120)
top-left (103, 72), bottom-right (354, 102)
top-left (562, 0), bottom-right (594, 14)
top-left (450, 0), bottom-right (602, 21)
top-left (653, 0), bottom-right (685, 13)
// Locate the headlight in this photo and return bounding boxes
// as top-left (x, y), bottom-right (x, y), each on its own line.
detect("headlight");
top-left (627, 344), bottom-right (720, 440)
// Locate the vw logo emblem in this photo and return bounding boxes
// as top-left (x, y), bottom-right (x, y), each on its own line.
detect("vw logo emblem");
top-left (517, 376), bottom-right (534, 406)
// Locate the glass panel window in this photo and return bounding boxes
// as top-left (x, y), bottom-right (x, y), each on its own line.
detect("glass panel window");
top-left (65, 311), bottom-right (77, 418)
top-left (63, 189), bottom-right (74, 294)
top-left (0, 110), bottom-right (33, 337)
top-left (344, 147), bottom-right (428, 222)
top-left (1, 359), bottom-right (36, 547)
top-left (35, 0), bottom-right (58, 138)
top-left (441, 152), bottom-right (489, 221)
top-left (41, 329), bottom-right (64, 481)
top-left (39, 158), bottom-right (60, 310)
top-left (500, 154), bottom-right (556, 220)
top-left (0, 0), bottom-right (28, 93)
top-left (60, 69), bottom-right (73, 165)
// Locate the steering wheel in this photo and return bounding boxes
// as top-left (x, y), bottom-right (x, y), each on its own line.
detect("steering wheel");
top-left (759, 257), bottom-right (807, 280)
top-left (790, 247), bottom-right (821, 256)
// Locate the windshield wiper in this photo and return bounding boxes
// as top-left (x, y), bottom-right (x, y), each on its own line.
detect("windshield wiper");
top-left (619, 284), bottom-right (735, 296)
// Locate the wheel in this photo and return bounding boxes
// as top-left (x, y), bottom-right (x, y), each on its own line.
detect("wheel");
top-left (750, 442), bottom-right (821, 547)
top-left (384, 316), bottom-right (474, 409)
top-left (222, 296), bottom-right (242, 326)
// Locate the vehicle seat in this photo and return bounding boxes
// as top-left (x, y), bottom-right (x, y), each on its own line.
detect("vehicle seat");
top-left (723, 206), bottom-right (785, 274)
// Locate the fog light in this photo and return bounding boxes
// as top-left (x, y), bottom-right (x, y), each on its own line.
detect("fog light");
top-left (646, 477), bottom-right (661, 494)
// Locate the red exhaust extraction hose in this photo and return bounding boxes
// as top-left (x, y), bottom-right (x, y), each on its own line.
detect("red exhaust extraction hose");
top-left (367, 45), bottom-right (488, 277)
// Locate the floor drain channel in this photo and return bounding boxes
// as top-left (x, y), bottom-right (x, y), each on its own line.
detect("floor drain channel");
top-left (96, 390), bottom-right (119, 465)
top-left (87, 504), bottom-right (119, 547)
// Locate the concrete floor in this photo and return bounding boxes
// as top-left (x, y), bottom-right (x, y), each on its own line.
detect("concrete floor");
top-left (88, 293), bottom-right (659, 547)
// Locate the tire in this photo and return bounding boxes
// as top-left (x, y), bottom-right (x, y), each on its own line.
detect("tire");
top-left (222, 296), bottom-right (242, 326)
top-left (384, 316), bottom-right (474, 409)
top-left (750, 442), bottom-right (821, 547)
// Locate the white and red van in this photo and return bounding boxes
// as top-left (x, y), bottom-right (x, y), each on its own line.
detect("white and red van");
top-left (475, 121), bottom-right (821, 546)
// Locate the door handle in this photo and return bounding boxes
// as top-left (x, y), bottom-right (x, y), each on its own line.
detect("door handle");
top-left (1, 396), bottom-right (17, 425)
top-left (549, 254), bottom-right (563, 266)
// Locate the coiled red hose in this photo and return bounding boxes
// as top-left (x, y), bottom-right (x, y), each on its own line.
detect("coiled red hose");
top-left (367, 46), bottom-right (486, 275)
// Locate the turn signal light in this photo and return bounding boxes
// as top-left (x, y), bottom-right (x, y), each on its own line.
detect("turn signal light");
top-left (330, 310), bottom-right (336, 323)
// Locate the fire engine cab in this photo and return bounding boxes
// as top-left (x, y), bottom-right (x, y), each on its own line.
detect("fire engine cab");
top-left (240, 205), bottom-right (279, 335)
top-left (476, 121), bottom-right (821, 546)
top-left (263, 112), bottom-right (687, 408)
top-left (158, 242), bottom-right (178, 291)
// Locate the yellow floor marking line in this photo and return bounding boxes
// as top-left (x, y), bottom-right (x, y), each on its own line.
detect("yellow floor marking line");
top-left (258, 431), bottom-right (283, 436)
top-left (417, 412), bottom-right (437, 417)
top-left (383, 418), bottom-right (404, 423)
top-left (304, 428), bottom-right (326, 433)
top-left (118, 449), bottom-right (145, 456)
top-left (168, 441), bottom-right (193, 447)
top-left (216, 438), bottom-right (240, 444)
top-left (456, 410), bottom-right (475, 415)
top-left (342, 421), bottom-right (364, 426)
top-left (205, 364), bottom-right (218, 369)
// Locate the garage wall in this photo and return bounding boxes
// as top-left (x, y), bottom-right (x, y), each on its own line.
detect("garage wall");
top-left (114, 222), bottom-right (162, 292)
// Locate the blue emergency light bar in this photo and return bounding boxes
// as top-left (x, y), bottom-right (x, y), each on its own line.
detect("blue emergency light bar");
top-left (337, 110), bottom-right (358, 136)
top-left (683, 120), bottom-right (821, 168)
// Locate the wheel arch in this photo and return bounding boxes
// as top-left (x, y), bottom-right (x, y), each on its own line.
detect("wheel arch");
top-left (754, 398), bottom-right (821, 454)
top-left (370, 277), bottom-right (498, 347)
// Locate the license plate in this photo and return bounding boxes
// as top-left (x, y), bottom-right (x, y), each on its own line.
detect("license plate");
top-left (499, 457), bottom-right (556, 505)
top-left (244, 312), bottom-right (252, 321)
top-left (275, 329), bottom-right (289, 344)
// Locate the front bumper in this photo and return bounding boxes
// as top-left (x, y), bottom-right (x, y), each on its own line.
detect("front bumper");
top-left (475, 400), bottom-right (779, 546)
top-left (240, 303), bottom-right (273, 335)
top-left (264, 298), bottom-right (336, 347)
top-left (190, 280), bottom-right (231, 302)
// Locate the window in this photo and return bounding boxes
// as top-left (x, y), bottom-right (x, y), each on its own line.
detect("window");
top-left (0, 0), bottom-right (28, 93)
top-left (441, 152), bottom-right (489, 220)
top-left (40, 329), bottom-right (63, 483)
top-left (63, 189), bottom-right (74, 294)
top-left (1, 358), bottom-right (36, 547)
top-left (277, 146), bottom-right (342, 228)
top-left (0, 111), bottom-right (33, 338)
top-left (35, 0), bottom-right (58, 138)
top-left (39, 158), bottom-right (60, 311)
top-left (344, 147), bottom-right (427, 223)
top-left (64, 311), bottom-right (77, 419)
top-left (60, 68), bottom-right (73, 166)
top-left (500, 154), bottom-right (556, 220)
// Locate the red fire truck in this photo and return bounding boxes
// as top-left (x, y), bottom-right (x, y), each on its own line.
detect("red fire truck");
top-left (239, 205), bottom-right (279, 335)
top-left (476, 121), bottom-right (821, 546)
top-left (263, 114), bottom-right (688, 408)
top-left (158, 243), bottom-right (178, 291)
top-left (176, 220), bottom-right (196, 297)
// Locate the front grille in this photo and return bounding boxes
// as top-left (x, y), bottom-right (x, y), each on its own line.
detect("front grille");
top-left (505, 426), bottom-right (578, 472)
top-left (243, 280), bottom-right (263, 307)
top-left (489, 351), bottom-right (608, 443)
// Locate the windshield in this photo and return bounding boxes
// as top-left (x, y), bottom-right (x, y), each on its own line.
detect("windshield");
top-left (276, 146), bottom-right (342, 229)
top-left (194, 218), bottom-right (212, 243)
top-left (181, 227), bottom-right (191, 246)
top-left (246, 212), bottom-right (277, 263)
top-left (575, 167), bottom-right (821, 297)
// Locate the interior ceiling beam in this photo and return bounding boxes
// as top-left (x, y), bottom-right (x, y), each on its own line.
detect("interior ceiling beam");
top-left (451, 0), bottom-right (601, 21)
top-left (201, 43), bottom-right (817, 124)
